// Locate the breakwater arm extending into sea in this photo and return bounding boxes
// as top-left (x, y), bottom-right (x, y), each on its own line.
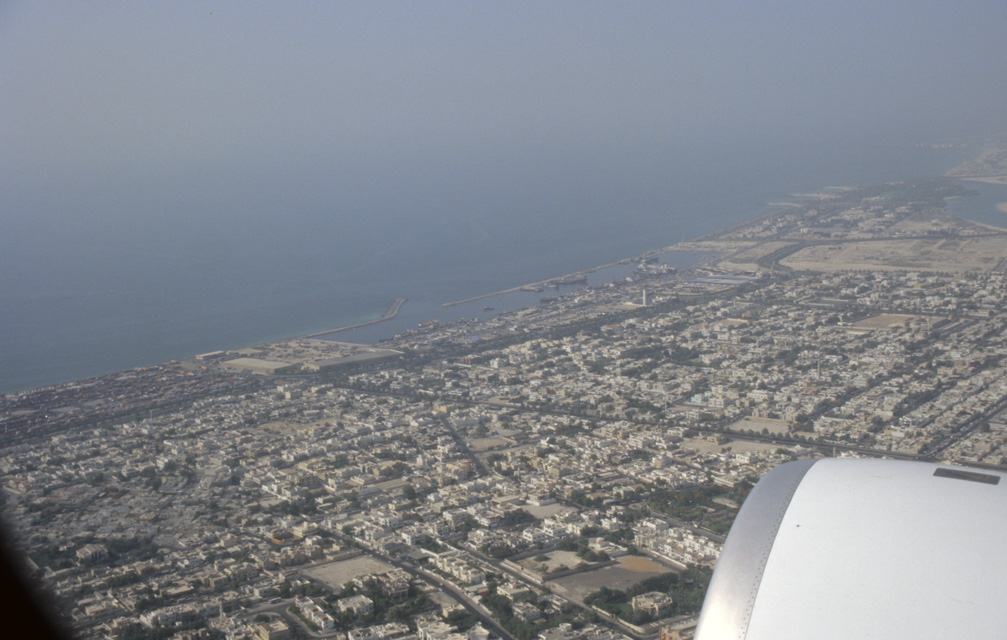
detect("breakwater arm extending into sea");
top-left (303, 298), bottom-right (406, 339)
top-left (440, 259), bottom-right (634, 307)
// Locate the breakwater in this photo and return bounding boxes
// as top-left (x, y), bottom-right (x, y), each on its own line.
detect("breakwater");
top-left (303, 298), bottom-right (406, 338)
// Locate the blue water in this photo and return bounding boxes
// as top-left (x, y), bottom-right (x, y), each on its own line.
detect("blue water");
top-left (945, 181), bottom-right (1007, 230)
top-left (0, 138), bottom-right (973, 393)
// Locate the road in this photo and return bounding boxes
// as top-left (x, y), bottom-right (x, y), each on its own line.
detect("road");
top-left (341, 537), bottom-right (517, 640)
top-left (458, 540), bottom-right (661, 640)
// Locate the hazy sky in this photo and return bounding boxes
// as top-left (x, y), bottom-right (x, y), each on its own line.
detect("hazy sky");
top-left (2, 0), bottom-right (1007, 287)
top-left (3, 0), bottom-right (1006, 187)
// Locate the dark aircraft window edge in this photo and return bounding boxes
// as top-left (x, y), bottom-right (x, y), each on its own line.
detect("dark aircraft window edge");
top-left (933, 467), bottom-right (1001, 485)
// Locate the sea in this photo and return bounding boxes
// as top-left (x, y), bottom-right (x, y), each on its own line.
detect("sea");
top-left (2, 137), bottom-right (1000, 395)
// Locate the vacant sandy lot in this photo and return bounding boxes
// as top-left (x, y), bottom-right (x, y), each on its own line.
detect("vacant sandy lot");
top-left (852, 313), bottom-right (917, 330)
top-left (547, 555), bottom-right (671, 601)
top-left (519, 550), bottom-right (583, 574)
top-left (304, 555), bottom-right (394, 589)
top-left (714, 241), bottom-right (795, 273)
top-left (781, 237), bottom-right (1007, 272)
top-left (681, 438), bottom-right (793, 456)
top-left (726, 417), bottom-right (790, 435)
top-left (468, 437), bottom-right (510, 451)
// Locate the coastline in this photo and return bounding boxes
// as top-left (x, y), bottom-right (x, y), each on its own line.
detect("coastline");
top-left (439, 239), bottom-right (725, 309)
top-left (18, 175), bottom-right (997, 397)
top-left (438, 202), bottom-right (805, 309)
top-left (393, 178), bottom-right (1000, 322)
top-left (443, 175), bottom-right (1007, 307)
top-left (967, 219), bottom-right (1007, 234)
top-left (0, 147), bottom-right (985, 395)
